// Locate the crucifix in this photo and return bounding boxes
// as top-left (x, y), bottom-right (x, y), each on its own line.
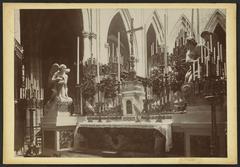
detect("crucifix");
top-left (126, 18), bottom-right (143, 56)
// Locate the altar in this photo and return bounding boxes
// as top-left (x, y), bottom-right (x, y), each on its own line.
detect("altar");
top-left (74, 120), bottom-right (172, 156)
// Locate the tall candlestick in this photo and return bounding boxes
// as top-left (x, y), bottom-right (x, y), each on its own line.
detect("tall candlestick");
top-left (117, 32), bottom-right (121, 82)
top-left (198, 58), bottom-right (200, 78)
top-left (210, 34), bottom-right (213, 52)
top-left (213, 47), bottom-right (216, 64)
top-left (193, 61), bottom-right (195, 81)
top-left (206, 42), bottom-right (209, 77)
top-left (26, 76), bottom-right (28, 89)
top-left (220, 44), bottom-right (223, 62)
top-left (224, 62), bottom-right (226, 78)
top-left (39, 88), bottom-right (41, 100)
top-left (77, 36), bottom-right (80, 84)
top-left (216, 54), bottom-right (220, 76)
top-left (151, 43), bottom-right (153, 56)
top-left (107, 43), bottom-right (110, 62)
top-left (217, 42), bottom-right (220, 59)
top-left (112, 43), bottom-right (114, 63)
top-left (23, 88), bottom-right (26, 99)
top-left (155, 38), bottom-right (158, 54)
top-left (20, 88), bottom-right (22, 99)
top-left (201, 39), bottom-right (203, 63)
top-left (41, 88), bottom-right (44, 99)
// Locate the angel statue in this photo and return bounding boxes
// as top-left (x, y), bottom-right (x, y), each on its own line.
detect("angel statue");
top-left (47, 63), bottom-right (72, 103)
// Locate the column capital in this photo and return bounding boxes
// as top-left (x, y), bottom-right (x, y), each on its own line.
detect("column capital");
top-left (82, 31), bottom-right (89, 38)
top-left (82, 31), bottom-right (97, 39)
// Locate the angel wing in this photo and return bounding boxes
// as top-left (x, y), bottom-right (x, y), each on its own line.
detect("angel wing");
top-left (48, 63), bottom-right (59, 88)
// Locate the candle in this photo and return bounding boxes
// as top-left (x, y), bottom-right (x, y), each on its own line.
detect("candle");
top-left (26, 76), bottom-right (28, 89)
top-left (20, 88), bottom-right (22, 99)
top-left (39, 88), bottom-right (41, 100)
top-left (220, 44), bottom-right (223, 62)
top-left (206, 59), bottom-right (208, 77)
top-left (36, 79), bottom-right (38, 90)
top-left (77, 36), bottom-right (80, 84)
top-left (193, 61), bottom-right (195, 80)
top-left (210, 34), bottom-right (213, 52)
top-left (41, 88), bottom-right (44, 99)
top-left (213, 47), bottom-right (216, 64)
top-left (117, 32), bottom-right (121, 82)
top-left (216, 54), bottom-right (220, 76)
top-left (107, 43), bottom-right (110, 61)
top-left (200, 39), bottom-right (203, 63)
top-left (217, 42), bottom-right (220, 59)
top-left (224, 62), bottom-right (226, 78)
top-left (198, 59), bottom-right (200, 78)
top-left (156, 38), bottom-right (158, 54)
top-left (151, 43), bottom-right (153, 56)
top-left (205, 43), bottom-right (209, 77)
top-left (112, 43), bottom-right (114, 62)
top-left (36, 90), bottom-right (38, 99)
top-left (24, 88), bottom-right (26, 99)
top-left (30, 73), bottom-right (33, 85)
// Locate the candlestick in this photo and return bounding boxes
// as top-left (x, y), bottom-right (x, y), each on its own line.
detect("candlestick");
top-left (216, 55), bottom-right (220, 76)
top-left (155, 38), bottom-right (158, 54)
top-left (41, 88), bottom-right (44, 99)
top-left (77, 36), bottom-right (80, 84)
top-left (220, 44), bottom-right (223, 62)
top-left (217, 42), bottom-right (220, 59)
top-left (198, 59), bottom-right (200, 78)
top-left (112, 43), bottom-right (115, 63)
top-left (201, 39), bottom-right (203, 63)
top-left (39, 88), bottom-right (41, 100)
top-left (107, 43), bottom-right (110, 61)
top-left (117, 32), bottom-right (121, 82)
top-left (213, 47), bottom-right (216, 64)
top-left (151, 43), bottom-right (153, 56)
top-left (23, 88), bottom-right (26, 99)
top-left (20, 88), bottom-right (22, 99)
top-left (26, 76), bottom-right (28, 89)
top-left (224, 62), bottom-right (226, 78)
top-left (193, 61), bottom-right (195, 81)
top-left (206, 43), bottom-right (209, 77)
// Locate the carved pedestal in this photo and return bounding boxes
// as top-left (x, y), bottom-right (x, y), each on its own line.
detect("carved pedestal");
top-left (41, 99), bottom-right (77, 156)
top-left (121, 80), bottom-right (145, 117)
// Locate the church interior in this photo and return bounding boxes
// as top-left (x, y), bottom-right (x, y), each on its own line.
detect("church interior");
top-left (14, 8), bottom-right (227, 157)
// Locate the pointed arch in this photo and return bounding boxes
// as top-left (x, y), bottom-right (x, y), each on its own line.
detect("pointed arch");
top-left (106, 9), bottom-right (138, 58)
top-left (204, 9), bottom-right (226, 33)
top-left (169, 14), bottom-right (193, 41)
top-left (107, 11), bottom-right (130, 71)
top-left (145, 10), bottom-right (164, 44)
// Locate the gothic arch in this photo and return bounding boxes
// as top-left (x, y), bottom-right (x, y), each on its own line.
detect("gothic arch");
top-left (145, 10), bottom-right (164, 44)
top-left (169, 14), bottom-right (193, 41)
top-left (106, 9), bottom-right (138, 58)
top-left (204, 9), bottom-right (226, 33)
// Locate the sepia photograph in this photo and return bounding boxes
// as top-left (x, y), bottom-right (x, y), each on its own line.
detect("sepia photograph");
top-left (3, 3), bottom-right (237, 164)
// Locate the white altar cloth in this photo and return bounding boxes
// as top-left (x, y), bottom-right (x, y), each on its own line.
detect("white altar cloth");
top-left (75, 120), bottom-right (173, 152)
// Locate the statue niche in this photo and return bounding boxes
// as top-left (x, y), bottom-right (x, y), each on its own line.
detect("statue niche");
top-left (44, 63), bottom-right (73, 115)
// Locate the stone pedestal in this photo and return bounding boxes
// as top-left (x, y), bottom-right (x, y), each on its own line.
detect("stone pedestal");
top-left (41, 100), bottom-right (77, 156)
top-left (121, 80), bottom-right (145, 116)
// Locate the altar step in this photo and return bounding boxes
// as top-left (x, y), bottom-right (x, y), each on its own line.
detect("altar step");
top-left (70, 149), bottom-right (158, 157)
